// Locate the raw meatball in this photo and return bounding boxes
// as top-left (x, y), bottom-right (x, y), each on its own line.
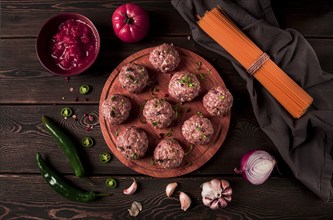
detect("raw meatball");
top-left (119, 63), bottom-right (149, 93)
top-left (149, 43), bottom-right (180, 73)
top-left (116, 126), bottom-right (148, 160)
top-left (101, 94), bottom-right (132, 125)
top-left (143, 98), bottom-right (175, 129)
top-left (203, 86), bottom-right (233, 116)
top-left (168, 71), bottom-right (201, 102)
top-left (182, 114), bottom-right (214, 145)
top-left (154, 138), bottom-right (184, 169)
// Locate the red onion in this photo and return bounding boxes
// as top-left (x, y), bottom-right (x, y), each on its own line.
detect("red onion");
top-left (234, 150), bottom-right (276, 185)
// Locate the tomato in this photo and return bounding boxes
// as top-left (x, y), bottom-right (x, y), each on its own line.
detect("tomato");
top-left (112, 3), bottom-right (150, 43)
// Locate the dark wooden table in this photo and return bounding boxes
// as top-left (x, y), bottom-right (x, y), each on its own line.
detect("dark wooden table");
top-left (1, 0), bottom-right (333, 219)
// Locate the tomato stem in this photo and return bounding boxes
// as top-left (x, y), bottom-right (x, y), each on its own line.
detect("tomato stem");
top-left (120, 12), bottom-right (134, 24)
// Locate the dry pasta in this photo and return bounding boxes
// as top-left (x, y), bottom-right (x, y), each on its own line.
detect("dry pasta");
top-left (197, 7), bottom-right (313, 118)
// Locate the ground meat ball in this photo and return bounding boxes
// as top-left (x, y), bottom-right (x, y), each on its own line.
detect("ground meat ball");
top-left (118, 63), bottom-right (149, 93)
top-left (203, 86), bottom-right (233, 116)
top-left (182, 114), bottom-right (214, 145)
top-left (168, 71), bottom-right (201, 102)
top-left (101, 94), bottom-right (132, 125)
top-left (154, 138), bottom-right (184, 169)
top-left (116, 126), bottom-right (148, 160)
top-left (143, 98), bottom-right (175, 129)
top-left (149, 43), bottom-right (180, 73)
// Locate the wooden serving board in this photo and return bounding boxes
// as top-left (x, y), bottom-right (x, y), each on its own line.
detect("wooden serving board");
top-left (99, 46), bottom-right (231, 178)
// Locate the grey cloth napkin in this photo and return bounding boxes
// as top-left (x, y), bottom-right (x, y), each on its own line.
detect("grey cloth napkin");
top-left (171, 0), bottom-right (333, 201)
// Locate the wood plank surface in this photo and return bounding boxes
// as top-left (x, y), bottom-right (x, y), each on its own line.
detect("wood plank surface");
top-left (1, 175), bottom-right (333, 219)
top-left (1, 0), bottom-right (333, 38)
top-left (0, 38), bottom-right (332, 104)
top-left (1, 0), bottom-right (332, 218)
top-left (0, 105), bottom-right (281, 175)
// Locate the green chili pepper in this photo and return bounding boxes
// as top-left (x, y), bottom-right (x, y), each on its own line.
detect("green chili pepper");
top-left (100, 152), bottom-right (112, 163)
top-left (61, 107), bottom-right (73, 118)
top-left (82, 137), bottom-right (94, 148)
top-left (42, 115), bottom-right (85, 177)
top-left (79, 85), bottom-right (90, 95)
top-left (36, 153), bottom-right (109, 202)
top-left (106, 178), bottom-right (117, 188)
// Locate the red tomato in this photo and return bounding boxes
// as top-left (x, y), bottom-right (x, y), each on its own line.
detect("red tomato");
top-left (112, 3), bottom-right (150, 43)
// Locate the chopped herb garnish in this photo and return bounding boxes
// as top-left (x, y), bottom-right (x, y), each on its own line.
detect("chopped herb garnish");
top-left (197, 111), bottom-right (203, 117)
top-left (130, 153), bottom-right (138, 159)
top-left (150, 158), bottom-right (155, 165)
top-left (220, 95), bottom-right (225, 100)
top-left (152, 121), bottom-right (159, 127)
top-left (127, 74), bottom-right (138, 84)
top-left (196, 126), bottom-right (202, 132)
top-left (138, 66), bottom-right (145, 73)
top-left (173, 104), bottom-right (182, 120)
top-left (126, 67), bottom-right (135, 72)
top-left (198, 72), bottom-right (205, 80)
top-left (185, 144), bottom-right (194, 156)
top-left (114, 129), bottom-right (119, 137)
top-left (151, 87), bottom-right (159, 96)
top-left (111, 95), bottom-right (117, 101)
top-left (165, 129), bottom-right (173, 137)
top-left (165, 48), bottom-right (171, 54)
top-left (179, 75), bottom-right (194, 87)
top-left (196, 61), bottom-right (202, 70)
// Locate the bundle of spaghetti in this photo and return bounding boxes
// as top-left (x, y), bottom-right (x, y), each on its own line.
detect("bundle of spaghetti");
top-left (197, 7), bottom-right (313, 118)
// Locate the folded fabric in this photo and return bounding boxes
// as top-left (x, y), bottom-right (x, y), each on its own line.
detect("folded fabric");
top-left (171, 0), bottom-right (333, 201)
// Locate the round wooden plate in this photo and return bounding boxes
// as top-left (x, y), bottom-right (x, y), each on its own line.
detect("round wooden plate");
top-left (99, 46), bottom-right (231, 178)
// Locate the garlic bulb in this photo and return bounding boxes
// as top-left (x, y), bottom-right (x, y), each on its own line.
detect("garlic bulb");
top-left (201, 179), bottom-right (232, 209)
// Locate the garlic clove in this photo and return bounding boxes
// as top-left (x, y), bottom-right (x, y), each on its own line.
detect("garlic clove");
top-left (221, 179), bottom-right (230, 190)
top-left (224, 195), bottom-right (232, 202)
top-left (132, 201), bottom-right (142, 211)
top-left (210, 199), bottom-right (220, 210)
top-left (123, 177), bottom-right (138, 195)
top-left (128, 208), bottom-right (139, 217)
top-left (179, 192), bottom-right (191, 211)
top-left (218, 198), bottom-right (228, 207)
top-left (128, 201), bottom-right (142, 217)
top-left (202, 197), bottom-right (212, 206)
top-left (221, 187), bottom-right (232, 196)
top-left (166, 182), bottom-right (178, 197)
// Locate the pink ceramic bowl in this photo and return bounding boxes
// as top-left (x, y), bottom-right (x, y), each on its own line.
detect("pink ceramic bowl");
top-left (36, 13), bottom-right (100, 76)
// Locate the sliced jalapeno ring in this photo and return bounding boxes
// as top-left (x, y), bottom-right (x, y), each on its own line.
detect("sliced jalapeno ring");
top-left (100, 152), bottom-right (112, 163)
top-left (79, 85), bottom-right (90, 95)
top-left (61, 107), bottom-right (73, 118)
top-left (106, 177), bottom-right (117, 188)
top-left (82, 137), bottom-right (94, 148)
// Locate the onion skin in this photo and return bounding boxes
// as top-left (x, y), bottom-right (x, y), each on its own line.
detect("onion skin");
top-left (234, 150), bottom-right (276, 185)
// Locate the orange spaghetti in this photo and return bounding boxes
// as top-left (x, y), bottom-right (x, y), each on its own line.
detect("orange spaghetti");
top-left (197, 7), bottom-right (313, 118)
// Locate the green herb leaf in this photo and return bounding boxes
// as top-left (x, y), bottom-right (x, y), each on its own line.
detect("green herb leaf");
top-left (165, 129), bottom-right (173, 137)
top-left (196, 61), bottom-right (202, 70)
top-left (197, 111), bottom-right (203, 117)
top-left (152, 121), bottom-right (159, 127)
